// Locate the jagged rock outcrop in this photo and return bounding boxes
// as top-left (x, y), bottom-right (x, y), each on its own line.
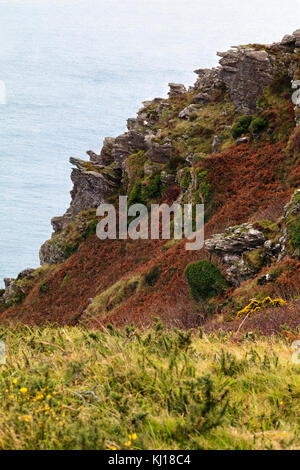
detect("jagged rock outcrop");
top-left (51, 159), bottom-right (121, 233)
top-left (191, 29), bottom-right (300, 116)
top-left (205, 224), bottom-right (268, 286)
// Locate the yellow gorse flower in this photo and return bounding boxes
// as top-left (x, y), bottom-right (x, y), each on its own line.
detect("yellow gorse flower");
top-left (19, 387), bottom-right (28, 394)
top-left (236, 297), bottom-right (287, 319)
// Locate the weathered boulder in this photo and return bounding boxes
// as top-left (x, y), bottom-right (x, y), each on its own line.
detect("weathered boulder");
top-left (281, 34), bottom-right (296, 46)
top-left (178, 104), bottom-right (198, 119)
top-left (128, 98), bottom-right (167, 130)
top-left (168, 83), bottom-right (187, 97)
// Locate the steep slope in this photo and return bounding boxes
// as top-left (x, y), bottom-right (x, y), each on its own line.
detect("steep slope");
top-left (1, 30), bottom-right (300, 333)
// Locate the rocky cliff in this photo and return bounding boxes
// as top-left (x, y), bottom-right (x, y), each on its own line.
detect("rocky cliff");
top-left (1, 30), bottom-right (300, 333)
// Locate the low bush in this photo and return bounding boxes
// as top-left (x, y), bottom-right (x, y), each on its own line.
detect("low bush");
top-left (185, 260), bottom-right (228, 301)
top-left (231, 115), bottom-right (252, 139)
top-left (250, 117), bottom-right (268, 134)
top-left (145, 266), bottom-right (160, 286)
top-left (290, 217), bottom-right (300, 249)
top-left (128, 180), bottom-right (144, 206)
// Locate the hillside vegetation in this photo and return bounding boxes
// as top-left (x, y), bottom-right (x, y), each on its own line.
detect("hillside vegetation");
top-left (0, 324), bottom-right (299, 450)
top-left (1, 31), bottom-right (300, 335)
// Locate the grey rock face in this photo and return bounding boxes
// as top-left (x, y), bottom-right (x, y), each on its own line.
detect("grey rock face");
top-left (292, 80), bottom-right (300, 126)
top-left (145, 135), bottom-right (172, 164)
top-left (280, 30), bottom-right (300, 48)
top-left (39, 239), bottom-right (66, 266)
top-left (217, 48), bottom-right (274, 114)
top-left (51, 163), bottom-right (121, 233)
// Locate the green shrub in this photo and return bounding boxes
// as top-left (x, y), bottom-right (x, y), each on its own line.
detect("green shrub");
top-left (128, 180), bottom-right (144, 206)
top-left (145, 266), bottom-right (160, 286)
top-left (250, 117), bottom-right (268, 134)
top-left (143, 174), bottom-right (161, 200)
top-left (185, 261), bottom-right (228, 301)
top-left (231, 116), bottom-right (252, 139)
top-left (39, 281), bottom-right (48, 293)
top-left (83, 219), bottom-right (98, 239)
top-left (290, 217), bottom-right (300, 248)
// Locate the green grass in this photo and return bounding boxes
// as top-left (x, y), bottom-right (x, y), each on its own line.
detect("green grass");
top-left (0, 324), bottom-right (299, 450)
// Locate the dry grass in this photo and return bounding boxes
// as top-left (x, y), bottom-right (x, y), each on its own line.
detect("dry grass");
top-left (0, 323), bottom-right (299, 450)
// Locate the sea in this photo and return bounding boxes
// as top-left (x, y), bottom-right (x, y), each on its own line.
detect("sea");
top-left (0, 0), bottom-right (299, 285)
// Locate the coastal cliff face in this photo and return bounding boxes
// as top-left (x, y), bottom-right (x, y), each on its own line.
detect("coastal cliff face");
top-left (1, 31), bottom-right (300, 333)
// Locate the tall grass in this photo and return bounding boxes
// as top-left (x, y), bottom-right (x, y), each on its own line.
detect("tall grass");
top-left (0, 323), bottom-right (299, 450)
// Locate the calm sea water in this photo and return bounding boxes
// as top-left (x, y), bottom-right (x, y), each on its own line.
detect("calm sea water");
top-left (0, 0), bottom-right (299, 285)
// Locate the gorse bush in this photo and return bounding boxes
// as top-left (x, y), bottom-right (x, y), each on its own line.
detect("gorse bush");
top-left (250, 117), bottom-right (268, 134)
top-left (236, 297), bottom-right (287, 319)
top-left (185, 260), bottom-right (228, 301)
